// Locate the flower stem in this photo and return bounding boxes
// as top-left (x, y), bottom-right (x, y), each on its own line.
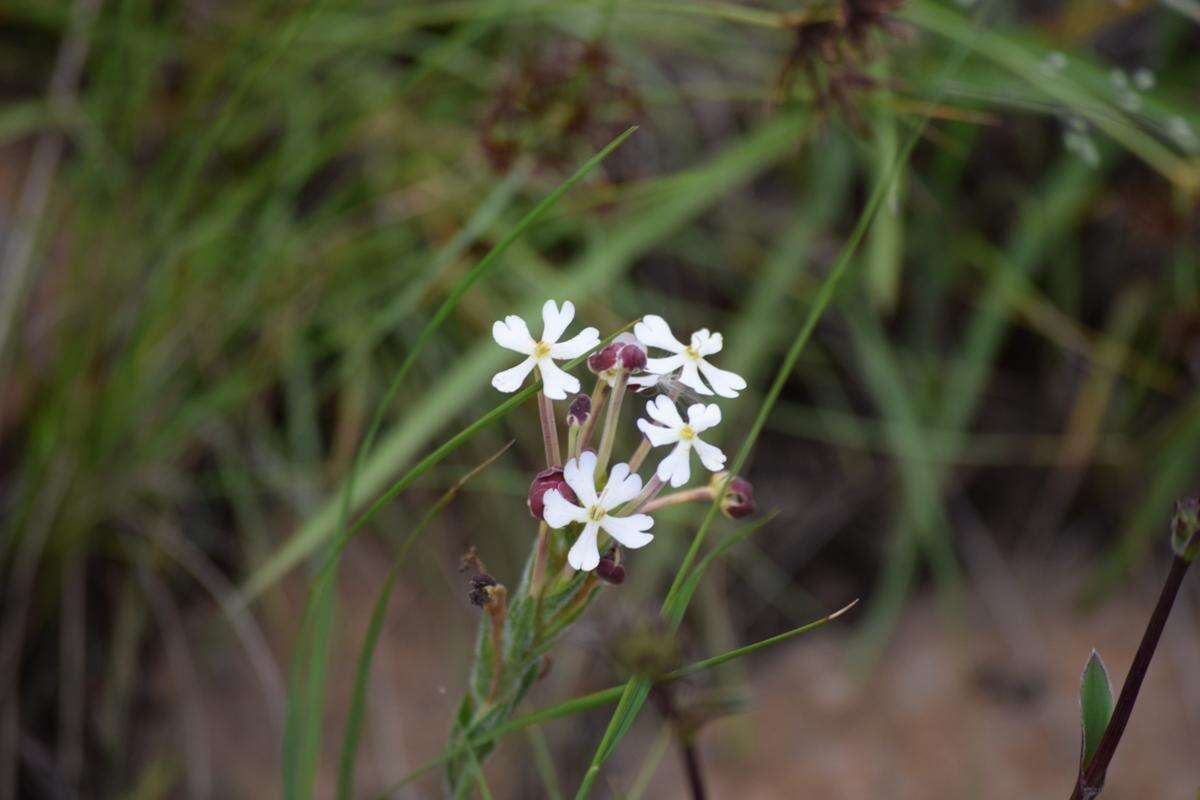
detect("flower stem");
top-left (531, 522), bottom-right (551, 599)
top-left (627, 438), bottom-right (652, 473)
top-left (620, 475), bottom-right (665, 515)
top-left (595, 373), bottom-right (628, 476)
top-left (538, 393), bottom-right (561, 468)
top-left (640, 486), bottom-right (713, 514)
top-left (577, 379), bottom-right (610, 456)
top-left (680, 738), bottom-right (708, 800)
top-left (1069, 555), bottom-right (1192, 799)
top-left (485, 586), bottom-right (508, 703)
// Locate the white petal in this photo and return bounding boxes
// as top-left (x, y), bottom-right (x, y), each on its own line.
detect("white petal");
top-left (634, 315), bottom-right (685, 354)
top-left (645, 395), bottom-right (684, 428)
top-left (537, 359), bottom-right (580, 400)
top-left (541, 299), bottom-right (574, 344)
top-left (564, 452), bottom-right (599, 507)
top-left (492, 315), bottom-right (536, 354)
top-left (542, 489), bottom-right (589, 529)
top-left (677, 361), bottom-right (713, 396)
top-left (692, 329), bottom-right (724, 357)
top-left (686, 403), bottom-right (721, 432)
top-left (697, 359), bottom-right (746, 399)
top-left (691, 437), bottom-right (727, 472)
top-left (655, 441), bottom-right (692, 488)
top-left (600, 513), bottom-right (654, 550)
top-left (637, 418), bottom-right (679, 448)
top-left (600, 462), bottom-right (643, 510)
top-left (567, 521), bottom-right (602, 571)
top-left (549, 327), bottom-right (600, 360)
top-left (627, 373), bottom-right (660, 389)
top-left (491, 357), bottom-right (536, 393)
top-left (644, 353), bottom-right (685, 376)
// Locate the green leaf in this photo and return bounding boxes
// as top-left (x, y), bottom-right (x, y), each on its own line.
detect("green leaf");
top-left (1079, 649), bottom-right (1114, 770)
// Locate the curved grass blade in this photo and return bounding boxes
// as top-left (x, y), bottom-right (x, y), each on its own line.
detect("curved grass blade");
top-left (336, 442), bottom-right (513, 800)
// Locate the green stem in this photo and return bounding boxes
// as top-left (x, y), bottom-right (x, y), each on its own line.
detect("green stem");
top-left (595, 373), bottom-right (628, 476)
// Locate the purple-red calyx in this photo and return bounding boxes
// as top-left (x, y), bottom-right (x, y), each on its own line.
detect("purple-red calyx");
top-left (567, 394), bottom-right (592, 427)
top-left (618, 340), bottom-right (647, 370)
top-left (528, 467), bottom-right (578, 520)
top-left (587, 343), bottom-right (620, 373)
top-left (721, 476), bottom-right (756, 519)
top-left (596, 550), bottom-right (626, 584)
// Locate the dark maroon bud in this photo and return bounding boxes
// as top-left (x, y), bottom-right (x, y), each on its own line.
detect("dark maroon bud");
top-left (567, 394), bottom-right (591, 427)
top-left (720, 476), bottom-right (756, 519)
top-left (618, 342), bottom-right (647, 371)
top-left (468, 573), bottom-right (498, 606)
top-left (527, 467), bottom-right (578, 520)
top-left (587, 343), bottom-right (620, 374)
top-left (596, 552), bottom-right (625, 584)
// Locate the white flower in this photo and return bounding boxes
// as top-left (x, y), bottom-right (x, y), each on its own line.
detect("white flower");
top-left (542, 451), bottom-right (655, 571)
top-left (492, 300), bottom-right (600, 400)
top-left (633, 315), bottom-right (747, 398)
top-left (636, 396), bottom-right (726, 487)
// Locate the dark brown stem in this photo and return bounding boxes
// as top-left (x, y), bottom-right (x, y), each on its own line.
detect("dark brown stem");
top-left (1070, 555), bottom-right (1191, 799)
top-left (680, 738), bottom-right (707, 800)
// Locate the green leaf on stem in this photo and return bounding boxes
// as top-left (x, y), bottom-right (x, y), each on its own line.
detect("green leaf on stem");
top-left (1079, 649), bottom-right (1114, 770)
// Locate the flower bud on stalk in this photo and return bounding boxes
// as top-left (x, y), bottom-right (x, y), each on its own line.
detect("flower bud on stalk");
top-left (566, 394), bottom-right (591, 458)
top-left (1171, 496), bottom-right (1200, 562)
top-left (720, 475), bottom-right (756, 519)
top-left (596, 549), bottom-right (626, 584)
top-left (527, 467), bottom-right (578, 520)
top-left (567, 394), bottom-right (592, 427)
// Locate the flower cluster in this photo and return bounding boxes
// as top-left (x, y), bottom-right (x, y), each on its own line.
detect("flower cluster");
top-left (492, 299), bottom-right (755, 573)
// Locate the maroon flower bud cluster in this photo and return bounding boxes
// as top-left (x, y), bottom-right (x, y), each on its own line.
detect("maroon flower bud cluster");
top-left (720, 476), bottom-right (756, 519)
top-left (527, 467), bottom-right (578, 520)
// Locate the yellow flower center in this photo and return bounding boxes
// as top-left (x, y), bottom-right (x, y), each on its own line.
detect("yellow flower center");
top-left (679, 425), bottom-right (695, 441)
top-left (588, 504), bottom-right (606, 522)
top-left (684, 345), bottom-right (700, 360)
top-left (533, 341), bottom-right (552, 359)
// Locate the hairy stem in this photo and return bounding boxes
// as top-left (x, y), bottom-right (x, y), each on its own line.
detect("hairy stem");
top-left (627, 438), bottom-right (652, 473)
top-left (595, 373), bottom-right (628, 475)
top-left (1070, 555), bottom-right (1191, 799)
top-left (641, 486), bottom-right (713, 514)
top-left (538, 393), bottom-right (561, 468)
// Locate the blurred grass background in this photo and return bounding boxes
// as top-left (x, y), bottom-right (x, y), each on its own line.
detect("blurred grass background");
top-left (1, 0), bottom-right (1199, 797)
